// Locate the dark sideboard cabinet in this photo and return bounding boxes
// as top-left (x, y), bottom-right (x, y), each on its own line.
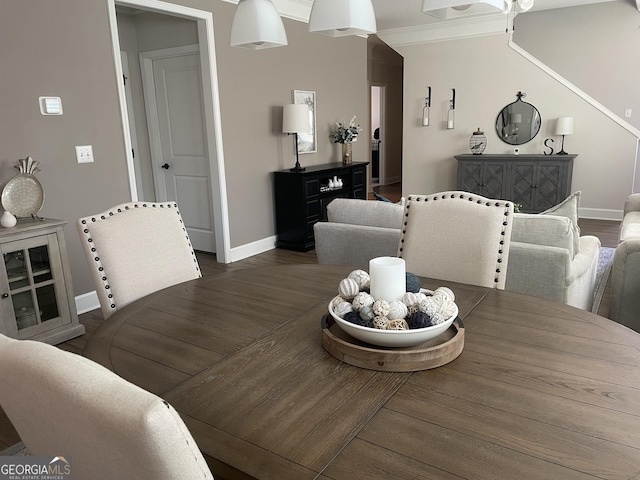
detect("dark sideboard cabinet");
top-left (455, 154), bottom-right (576, 213)
top-left (274, 162), bottom-right (368, 251)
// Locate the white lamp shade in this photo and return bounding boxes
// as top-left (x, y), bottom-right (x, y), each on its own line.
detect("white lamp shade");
top-left (283, 104), bottom-right (311, 134)
top-left (230, 0), bottom-right (288, 50)
top-left (422, 0), bottom-right (507, 19)
top-left (309, 0), bottom-right (377, 37)
top-left (555, 117), bottom-right (574, 136)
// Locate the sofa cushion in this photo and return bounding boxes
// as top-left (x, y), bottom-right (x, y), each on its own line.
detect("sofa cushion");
top-left (541, 191), bottom-right (581, 255)
top-left (511, 213), bottom-right (576, 259)
top-left (620, 211), bottom-right (640, 242)
top-left (326, 198), bottom-right (403, 229)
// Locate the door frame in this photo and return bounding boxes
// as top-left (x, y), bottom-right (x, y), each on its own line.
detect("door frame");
top-left (107, 0), bottom-right (231, 262)
top-left (371, 83), bottom-right (387, 185)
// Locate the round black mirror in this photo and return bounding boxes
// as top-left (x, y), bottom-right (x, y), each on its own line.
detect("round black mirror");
top-left (496, 92), bottom-right (541, 145)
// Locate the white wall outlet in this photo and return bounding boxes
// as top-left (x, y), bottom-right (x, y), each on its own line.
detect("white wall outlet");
top-left (75, 145), bottom-right (94, 164)
top-left (625, 109), bottom-right (633, 118)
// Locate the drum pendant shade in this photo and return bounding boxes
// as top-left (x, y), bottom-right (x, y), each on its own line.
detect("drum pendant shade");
top-left (230, 0), bottom-right (288, 49)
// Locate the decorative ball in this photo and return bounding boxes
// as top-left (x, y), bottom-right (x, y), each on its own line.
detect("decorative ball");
top-left (372, 299), bottom-right (390, 317)
top-left (434, 286), bottom-right (455, 302)
top-left (344, 311), bottom-right (373, 328)
top-left (386, 319), bottom-right (409, 330)
top-left (334, 301), bottom-right (354, 318)
top-left (373, 316), bottom-right (389, 329)
top-left (429, 311), bottom-right (447, 325)
top-left (402, 292), bottom-right (428, 307)
top-left (338, 278), bottom-right (359, 299)
top-left (418, 297), bottom-right (439, 316)
top-left (408, 311), bottom-right (433, 329)
top-left (359, 306), bottom-right (375, 321)
top-left (431, 292), bottom-right (457, 318)
top-left (330, 295), bottom-right (346, 309)
top-left (408, 304), bottom-right (421, 316)
top-left (352, 292), bottom-right (375, 311)
top-left (387, 300), bottom-right (408, 320)
top-left (405, 272), bottom-right (421, 293)
top-left (348, 269), bottom-right (370, 290)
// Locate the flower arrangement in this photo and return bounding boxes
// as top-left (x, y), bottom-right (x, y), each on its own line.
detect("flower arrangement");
top-left (331, 116), bottom-right (362, 144)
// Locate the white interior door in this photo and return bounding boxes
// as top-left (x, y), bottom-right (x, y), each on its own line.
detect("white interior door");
top-left (141, 45), bottom-right (215, 252)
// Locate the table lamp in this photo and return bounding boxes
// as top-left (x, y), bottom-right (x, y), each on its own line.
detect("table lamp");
top-left (555, 117), bottom-right (573, 155)
top-left (283, 104), bottom-right (311, 171)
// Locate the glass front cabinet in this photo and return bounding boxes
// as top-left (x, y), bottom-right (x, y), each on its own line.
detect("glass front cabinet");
top-left (0, 219), bottom-right (85, 344)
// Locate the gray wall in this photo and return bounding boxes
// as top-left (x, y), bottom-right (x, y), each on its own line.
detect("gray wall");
top-left (398, 31), bottom-right (638, 218)
top-left (0, 0), bottom-right (369, 299)
top-left (514, 1), bottom-right (640, 131)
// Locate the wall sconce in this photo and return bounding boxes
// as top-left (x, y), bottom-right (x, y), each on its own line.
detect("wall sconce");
top-left (447, 88), bottom-right (456, 130)
top-left (422, 86), bottom-right (431, 126)
top-left (283, 104), bottom-right (311, 171)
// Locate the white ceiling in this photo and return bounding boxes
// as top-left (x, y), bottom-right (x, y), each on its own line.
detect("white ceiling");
top-left (371, 0), bottom-right (619, 32)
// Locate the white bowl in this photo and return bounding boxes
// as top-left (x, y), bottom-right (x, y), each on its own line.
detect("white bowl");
top-left (328, 301), bottom-right (458, 348)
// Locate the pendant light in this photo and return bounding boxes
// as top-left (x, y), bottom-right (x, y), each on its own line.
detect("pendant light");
top-left (230, 0), bottom-right (288, 49)
top-left (503, 0), bottom-right (535, 13)
top-left (309, 0), bottom-right (377, 37)
top-left (421, 0), bottom-right (507, 19)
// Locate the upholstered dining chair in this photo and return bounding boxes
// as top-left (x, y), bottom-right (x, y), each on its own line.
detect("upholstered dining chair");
top-left (0, 334), bottom-right (214, 479)
top-left (398, 191), bottom-right (514, 289)
top-left (77, 202), bottom-right (201, 319)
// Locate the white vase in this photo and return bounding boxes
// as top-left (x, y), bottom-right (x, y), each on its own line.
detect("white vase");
top-left (1, 211), bottom-right (17, 228)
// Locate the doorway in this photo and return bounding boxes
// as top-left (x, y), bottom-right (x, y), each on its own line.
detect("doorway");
top-left (371, 85), bottom-right (384, 187)
top-left (107, 0), bottom-right (230, 262)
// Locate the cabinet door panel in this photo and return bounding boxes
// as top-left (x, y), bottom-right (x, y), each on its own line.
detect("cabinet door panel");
top-left (1, 234), bottom-right (70, 339)
top-left (512, 162), bottom-right (537, 212)
top-left (459, 162), bottom-right (483, 194)
top-left (536, 163), bottom-right (564, 210)
top-left (483, 162), bottom-right (507, 200)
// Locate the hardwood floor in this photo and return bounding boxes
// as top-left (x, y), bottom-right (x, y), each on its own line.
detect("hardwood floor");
top-left (0, 202), bottom-right (620, 452)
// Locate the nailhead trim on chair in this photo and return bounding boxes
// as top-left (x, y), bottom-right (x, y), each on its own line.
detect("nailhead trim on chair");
top-left (78, 202), bottom-right (200, 312)
top-left (398, 192), bottom-right (512, 286)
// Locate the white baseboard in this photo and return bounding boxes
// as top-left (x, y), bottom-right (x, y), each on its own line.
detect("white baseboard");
top-left (229, 235), bottom-right (277, 262)
top-left (76, 290), bottom-right (100, 314)
top-left (579, 208), bottom-right (623, 221)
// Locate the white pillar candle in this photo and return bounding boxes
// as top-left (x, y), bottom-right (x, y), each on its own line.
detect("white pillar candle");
top-left (369, 257), bottom-right (406, 302)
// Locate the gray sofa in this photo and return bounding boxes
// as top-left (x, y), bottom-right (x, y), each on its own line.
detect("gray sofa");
top-left (609, 194), bottom-right (640, 330)
top-left (314, 197), bottom-right (601, 310)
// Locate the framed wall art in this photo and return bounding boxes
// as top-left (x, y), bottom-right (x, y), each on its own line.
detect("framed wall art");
top-left (293, 90), bottom-right (316, 154)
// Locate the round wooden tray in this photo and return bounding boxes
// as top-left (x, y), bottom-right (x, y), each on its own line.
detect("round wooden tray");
top-left (321, 315), bottom-right (464, 372)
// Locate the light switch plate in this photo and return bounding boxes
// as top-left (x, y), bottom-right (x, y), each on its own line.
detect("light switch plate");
top-left (39, 96), bottom-right (63, 115)
top-left (76, 145), bottom-right (94, 164)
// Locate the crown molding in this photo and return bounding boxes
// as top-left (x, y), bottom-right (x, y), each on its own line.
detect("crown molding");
top-left (376, 14), bottom-right (509, 47)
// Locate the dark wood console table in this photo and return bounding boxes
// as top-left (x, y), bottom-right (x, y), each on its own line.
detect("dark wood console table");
top-left (273, 162), bottom-right (368, 251)
top-left (455, 154), bottom-right (576, 213)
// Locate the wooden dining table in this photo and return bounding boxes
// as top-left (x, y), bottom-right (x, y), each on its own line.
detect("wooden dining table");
top-left (83, 264), bottom-right (640, 480)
